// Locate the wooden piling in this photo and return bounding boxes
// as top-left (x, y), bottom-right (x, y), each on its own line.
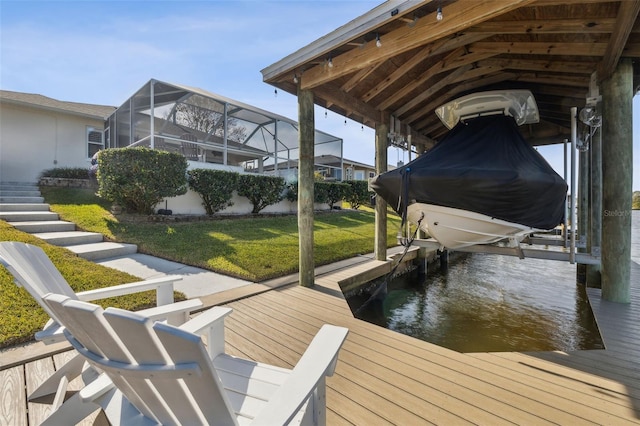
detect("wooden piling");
top-left (297, 87), bottom-right (315, 287)
top-left (375, 116), bottom-right (389, 261)
top-left (587, 105), bottom-right (602, 287)
top-left (600, 59), bottom-right (633, 302)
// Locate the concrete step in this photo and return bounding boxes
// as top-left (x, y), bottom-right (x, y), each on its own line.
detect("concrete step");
top-left (33, 231), bottom-right (104, 246)
top-left (67, 242), bottom-right (138, 261)
top-left (9, 220), bottom-right (76, 233)
top-left (0, 211), bottom-right (59, 221)
top-left (0, 189), bottom-right (42, 197)
top-left (0, 182), bottom-right (39, 191)
top-left (0, 196), bottom-right (45, 203)
top-left (0, 203), bottom-right (50, 212)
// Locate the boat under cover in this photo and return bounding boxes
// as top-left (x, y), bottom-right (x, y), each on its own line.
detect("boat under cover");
top-left (370, 113), bottom-right (568, 250)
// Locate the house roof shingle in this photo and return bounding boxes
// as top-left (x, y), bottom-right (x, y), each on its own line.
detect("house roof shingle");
top-left (0, 90), bottom-right (115, 119)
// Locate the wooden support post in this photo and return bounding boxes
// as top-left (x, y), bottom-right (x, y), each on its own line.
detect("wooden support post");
top-left (587, 108), bottom-right (602, 288)
top-left (576, 147), bottom-right (589, 284)
top-left (374, 116), bottom-right (389, 261)
top-left (601, 59), bottom-right (633, 303)
top-left (298, 87), bottom-right (315, 287)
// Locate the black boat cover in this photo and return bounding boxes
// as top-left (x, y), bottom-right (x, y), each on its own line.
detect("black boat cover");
top-left (370, 115), bottom-right (568, 230)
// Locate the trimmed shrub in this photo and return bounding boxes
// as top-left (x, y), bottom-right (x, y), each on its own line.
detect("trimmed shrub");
top-left (96, 147), bottom-right (188, 214)
top-left (314, 181), bottom-right (330, 205)
top-left (285, 181), bottom-right (349, 209)
top-left (237, 174), bottom-right (286, 214)
top-left (344, 180), bottom-right (372, 210)
top-left (285, 182), bottom-right (298, 202)
top-left (325, 182), bottom-right (349, 209)
top-left (187, 169), bottom-right (239, 215)
top-left (40, 167), bottom-right (90, 180)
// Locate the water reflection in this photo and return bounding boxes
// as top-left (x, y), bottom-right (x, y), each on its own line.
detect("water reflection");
top-left (351, 252), bottom-right (604, 353)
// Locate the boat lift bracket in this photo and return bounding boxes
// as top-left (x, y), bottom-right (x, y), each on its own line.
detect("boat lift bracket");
top-left (411, 238), bottom-right (600, 265)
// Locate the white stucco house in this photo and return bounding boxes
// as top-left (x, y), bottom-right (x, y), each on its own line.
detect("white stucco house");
top-left (0, 90), bottom-right (115, 183)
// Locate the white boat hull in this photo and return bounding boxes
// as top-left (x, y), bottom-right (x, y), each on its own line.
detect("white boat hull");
top-left (407, 204), bottom-right (538, 250)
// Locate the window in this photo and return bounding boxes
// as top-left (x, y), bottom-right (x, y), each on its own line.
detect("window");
top-left (354, 170), bottom-right (365, 181)
top-left (87, 126), bottom-right (104, 158)
top-left (369, 171), bottom-right (375, 179)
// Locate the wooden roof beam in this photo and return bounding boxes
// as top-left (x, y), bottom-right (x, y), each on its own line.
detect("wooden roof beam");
top-left (319, 83), bottom-right (380, 126)
top-left (395, 64), bottom-right (473, 117)
top-left (362, 33), bottom-right (492, 103)
top-left (478, 58), bottom-right (597, 74)
top-left (470, 41), bottom-right (608, 56)
top-left (597, 0), bottom-right (640, 81)
top-left (468, 18), bottom-right (617, 34)
top-left (377, 50), bottom-right (497, 111)
top-left (300, 0), bottom-right (536, 90)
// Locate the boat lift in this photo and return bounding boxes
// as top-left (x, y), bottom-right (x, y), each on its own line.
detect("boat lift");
top-left (407, 104), bottom-right (602, 267)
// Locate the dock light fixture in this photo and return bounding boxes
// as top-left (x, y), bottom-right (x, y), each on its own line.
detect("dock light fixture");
top-left (436, 6), bottom-right (443, 21)
top-left (376, 33), bottom-right (382, 48)
top-left (293, 73), bottom-right (298, 84)
top-left (328, 57), bottom-right (334, 68)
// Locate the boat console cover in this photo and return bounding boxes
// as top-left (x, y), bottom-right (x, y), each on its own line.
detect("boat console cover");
top-left (370, 114), bottom-right (568, 230)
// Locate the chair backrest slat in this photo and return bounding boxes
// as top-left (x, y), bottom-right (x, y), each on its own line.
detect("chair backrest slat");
top-left (104, 309), bottom-right (211, 424)
top-left (0, 242), bottom-right (77, 323)
top-left (153, 321), bottom-right (238, 424)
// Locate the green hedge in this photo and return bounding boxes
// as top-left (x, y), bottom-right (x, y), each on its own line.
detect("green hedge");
top-left (97, 147), bottom-right (188, 214)
top-left (40, 167), bottom-right (90, 179)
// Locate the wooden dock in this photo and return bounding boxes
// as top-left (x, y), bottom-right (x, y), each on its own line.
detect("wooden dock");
top-left (2, 258), bottom-right (640, 425)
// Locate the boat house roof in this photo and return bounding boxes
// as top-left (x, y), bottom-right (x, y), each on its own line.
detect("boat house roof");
top-left (262, 0), bottom-right (640, 152)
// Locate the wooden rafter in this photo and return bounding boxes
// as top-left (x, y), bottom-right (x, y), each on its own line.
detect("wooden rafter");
top-left (300, 0), bottom-right (536, 90)
top-left (468, 18), bottom-right (617, 34)
top-left (597, 0), bottom-right (640, 80)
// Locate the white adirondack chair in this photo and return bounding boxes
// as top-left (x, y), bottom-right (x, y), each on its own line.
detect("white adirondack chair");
top-left (43, 293), bottom-right (349, 426)
top-left (0, 241), bottom-right (202, 406)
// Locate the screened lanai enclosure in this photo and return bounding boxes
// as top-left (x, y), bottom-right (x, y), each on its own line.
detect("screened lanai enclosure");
top-left (104, 79), bottom-right (344, 180)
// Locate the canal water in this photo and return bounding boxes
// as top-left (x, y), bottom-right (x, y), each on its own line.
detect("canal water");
top-left (350, 210), bottom-right (639, 353)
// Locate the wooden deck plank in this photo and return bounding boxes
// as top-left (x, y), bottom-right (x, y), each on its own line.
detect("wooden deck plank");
top-left (24, 357), bottom-right (55, 425)
top-left (0, 365), bottom-right (27, 426)
top-left (469, 352), bottom-right (640, 421)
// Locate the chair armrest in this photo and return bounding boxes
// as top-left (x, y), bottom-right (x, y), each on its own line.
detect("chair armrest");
top-left (76, 275), bottom-right (182, 306)
top-left (251, 324), bottom-right (348, 425)
top-left (138, 298), bottom-right (203, 325)
top-left (179, 306), bottom-right (233, 358)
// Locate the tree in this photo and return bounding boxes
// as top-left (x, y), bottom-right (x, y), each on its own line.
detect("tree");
top-left (633, 191), bottom-right (640, 210)
top-left (170, 95), bottom-right (246, 142)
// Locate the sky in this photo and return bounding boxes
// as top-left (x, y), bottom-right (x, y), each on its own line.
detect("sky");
top-left (1, 0), bottom-right (639, 190)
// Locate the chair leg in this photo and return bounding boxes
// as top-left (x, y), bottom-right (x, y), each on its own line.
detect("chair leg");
top-left (28, 353), bottom-right (90, 401)
top-left (39, 390), bottom-right (102, 426)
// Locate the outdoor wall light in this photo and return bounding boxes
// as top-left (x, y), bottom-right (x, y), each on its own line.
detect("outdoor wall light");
top-left (376, 33), bottom-right (382, 48)
top-left (436, 7), bottom-right (443, 21)
top-left (293, 73), bottom-right (299, 84)
top-left (328, 57), bottom-right (334, 68)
